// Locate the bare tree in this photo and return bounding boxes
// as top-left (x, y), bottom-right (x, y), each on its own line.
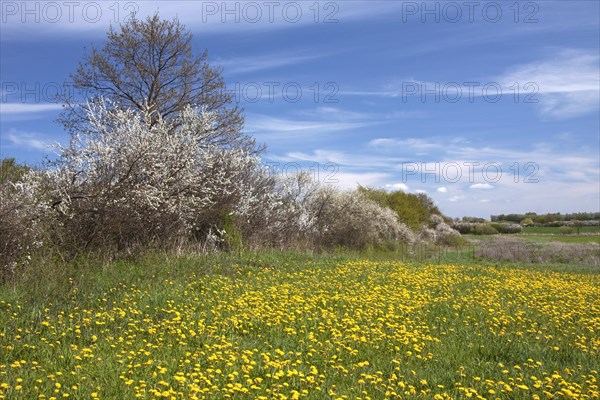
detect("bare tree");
top-left (60, 13), bottom-right (256, 152)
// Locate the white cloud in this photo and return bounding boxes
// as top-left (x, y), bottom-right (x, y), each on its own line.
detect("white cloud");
top-left (245, 114), bottom-right (369, 136)
top-left (385, 183), bottom-right (409, 191)
top-left (0, 1), bottom-right (406, 38)
top-left (277, 149), bottom-right (348, 165)
top-left (346, 50), bottom-right (599, 120)
top-left (4, 129), bottom-right (52, 151)
top-left (216, 52), bottom-right (325, 74)
top-left (369, 137), bottom-right (442, 151)
top-left (0, 103), bottom-right (63, 114)
top-left (499, 50), bottom-right (600, 118)
top-left (326, 171), bottom-right (389, 190)
top-left (470, 183), bottom-right (494, 190)
top-left (270, 138), bottom-right (599, 218)
top-left (301, 107), bottom-right (375, 121)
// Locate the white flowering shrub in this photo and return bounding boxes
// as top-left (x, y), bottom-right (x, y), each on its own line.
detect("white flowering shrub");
top-left (304, 186), bottom-right (416, 249)
top-left (264, 172), bottom-right (322, 247)
top-left (490, 223), bottom-right (523, 234)
top-left (418, 227), bottom-right (437, 243)
top-left (2, 99), bottom-right (438, 261)
top-left (430, 214), bottom-right (463, 246)
top-left (48, 99), bottom-right (264, 253)
top-left (0, 171), bottom-right (50, 280)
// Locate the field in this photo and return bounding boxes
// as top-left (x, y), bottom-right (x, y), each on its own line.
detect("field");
top-left (1, 252), bottom-right (598, 399)
top-left (522, 226), bottom-right (600, 244)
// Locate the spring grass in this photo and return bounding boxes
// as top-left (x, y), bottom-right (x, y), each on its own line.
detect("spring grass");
top-left (523, 226), bottom-right (600, 234)
top-left (0, 251), bottom-right (598, 399)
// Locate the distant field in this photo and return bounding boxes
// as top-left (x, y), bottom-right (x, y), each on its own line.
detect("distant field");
top-left (522, 226), bottom-right (600, 244)
top-left (523, 226), bottom-right (600, 234)
top-left (1, 254), bottom-right (598, 399)
top-left (465, 226), bottom-right (600, 244)
top-left (521, 234), bottom-right (600, 244)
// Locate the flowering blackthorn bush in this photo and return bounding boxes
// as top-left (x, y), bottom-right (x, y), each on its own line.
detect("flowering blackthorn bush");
top-left (48, 99), bottom-right (264, 253)
top-left (0, 171), bottom-right (50, 279)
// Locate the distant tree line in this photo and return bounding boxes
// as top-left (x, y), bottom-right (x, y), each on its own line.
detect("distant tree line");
top-left (491, 212), bottom-right (600, 224)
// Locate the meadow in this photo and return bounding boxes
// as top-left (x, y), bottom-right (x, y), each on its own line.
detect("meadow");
top-left (521, 226), bottom-right (600, 244)
top-left (1, 251), bottom-right (598, 399)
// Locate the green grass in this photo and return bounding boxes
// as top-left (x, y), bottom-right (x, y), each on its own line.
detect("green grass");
top-left (523, 225), bottom-right (600, 234)
top-left (0, 251), bottom-right (598, 399)
top-left (520, 234), bottom-right (600, 244)
top-left (463, 228), bottom-right (600, 244)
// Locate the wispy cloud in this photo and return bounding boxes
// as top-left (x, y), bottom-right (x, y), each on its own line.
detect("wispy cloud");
top-left (470, 183), bottom-right (494, 190)
top-left (245, 107), bottom-right (395, 143)
top-left (1, 103), bottom-right (63, 114)
top-left (4, 128), bottom-right (52, 151)
top-left (0, 1), bottom-right (406, 39)
top-left (329, 171), bottom-right (390, 190)
top-left (267, 135), bottom-right (599, 217)
top-left (498, 49), bottom-right (599, 118)
top-left (216, 52), bottom-right (325, 75)
top-left (369, 137), bottom-right (444, 151)
top-left (246, 113), bottom-right (370, 137)
top-left (341, 49), bottom-right (600, 120)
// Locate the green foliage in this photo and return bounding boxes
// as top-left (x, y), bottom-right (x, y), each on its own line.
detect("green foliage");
top-left (358, 186), bottom-right (441, 230)
top-left (0, 158), bottom-right (30, 185)
top-left (222, 212), bottom-right (244, 254)
top-left (492, 211), bottom-right (600, 223)
top-left (520, 217), bottom-right (534, 226)
top-left (473, 224), bottom-right (499, 235)
top-left (558, 226), bottom-right (575, 235)
top-left (491, 223), bottom-right (523, 234)
top-left (461, 216), bottom-right (487, 223)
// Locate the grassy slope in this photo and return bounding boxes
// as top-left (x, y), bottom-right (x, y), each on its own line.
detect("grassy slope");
top-left (1, 251), bottom-right (598, 399)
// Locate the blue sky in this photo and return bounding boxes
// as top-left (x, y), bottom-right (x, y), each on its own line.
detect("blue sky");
top-left (1, 1), bottom-right (599, 218)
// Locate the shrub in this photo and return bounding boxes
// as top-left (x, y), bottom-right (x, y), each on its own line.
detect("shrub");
top-left (473, 224), bottom-right (499, 235)
top-left (0, 171), bottom-right (50, 281)
top-left (305, 187), bottom-right (416, 249)
top-left (475, 238), bottom-right (599, 266)
top-left (418, 227), bottom-right (437, 243)
top-left (430, 215), bottom-right (464, 246)
top-left (520, 217), bottom-right (534, 226)
top-left (452, 222), bottom-right (510, 235)
top-left (0, 158), bottom-right (30, 185)
top-left (558, 226), bottom-right (575, 235)
top-left (450, 222), bottom-right (477, 234)
top-left (491, 223), bottom-right (523, 234)
top-left (48, 100), bottom-right (264, 255)
top-left (358, 187), bottom-right (441, 231)
top-left (233, 171), bottom-right (314, 249)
